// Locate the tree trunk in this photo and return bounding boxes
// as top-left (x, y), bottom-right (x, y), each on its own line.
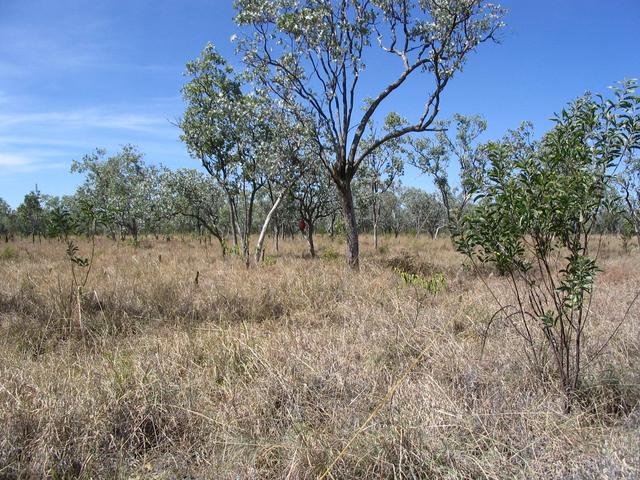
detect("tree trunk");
top-left (202, 225), bottom-right (226, 257)
top-left (255, 192), bottom-right (285, 264)
top-left (373, 222), bottom-right (379, 250)
top-left (372, 200), bottom-right (379, 250)
top-left (338, 182), bottom-right (359, 270)
top-left (391, 210), bottom-right (400, 238)
top-left (273, 224), bottom-right (280, 253)
top-left (131, 220), bottom-right (139, 243)
top-left (228, 196), bottom-right (240, 247)
top-left (307, 222), bottom-right (316, 258)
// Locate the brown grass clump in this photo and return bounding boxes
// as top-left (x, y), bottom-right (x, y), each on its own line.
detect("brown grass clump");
top-left (0, 234), bottom-right (639, 479)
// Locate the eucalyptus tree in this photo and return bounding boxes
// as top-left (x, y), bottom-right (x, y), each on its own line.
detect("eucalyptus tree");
top-left (181, 45), bottom-right (275, 262)
top-left (181, 44), bottom-right (314, 265)
top-left (618, 155), bottom-right (640, 247)
top-left (409, 113), bottom-right (487, 231)
top-left (357, 113), bottom-right (405, 249)
top-left (291, 158), bottom-right (340, 257)
top-left (252, 108), bottom-right (313, 264)
top-left (401, 187), bottom-right (446, 238)
top-left (380, 187), bottom-right (405, 238)
top-left (16, 189), bottom-right (45, 242)
top-left (0, 198), bottom-right (14, 242)
top-left (234, 0), bottom-right (505, 268)
top-left (71, 145), bottom-right (161, 242)
top-left (161, 168), bottom-right (229, 252)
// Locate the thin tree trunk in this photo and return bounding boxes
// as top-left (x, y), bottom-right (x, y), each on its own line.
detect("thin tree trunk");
top-left (372, 198), bottom-right (379, 250)
top-left (242, 188), bottom-right (257, 266)
top-left (273, 223), bottom-right (280, 253)
top-left (255, 192), bottom-right (285, 264)
top-left (228, 196), bottom-right (240, 247)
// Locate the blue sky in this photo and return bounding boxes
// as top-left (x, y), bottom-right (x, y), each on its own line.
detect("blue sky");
top-left (0, 0), bottom-right (638, 208)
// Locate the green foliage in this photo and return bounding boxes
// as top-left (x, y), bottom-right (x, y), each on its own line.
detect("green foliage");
top-left (71, 145), bottom-right (163, 240)
top-left (618, 134), bottom-right (640, 245)
top-left (161, 169), bottom-right (226, 230)
top-left (332, 219), bottom-right (347, 238)
top-left (262, 254), bottom-right (277, 267)
top-left (409, 114), bottom-right (488, 230)
top-left (180, 43), bottom-right (310, 262)
top-left (48, 203), bottom-right (74, 239)
top-left (394, 267), bottom-right (446, 296)
top-left (455, 79), bottom-right (640, 410)
top-left (620, 219), bottom-right (636, 253)
top-left (234, 0), bottom-right (505, 268)
top-left (16, 189), bottom-right (45, 239)
top-left (321, 247), bottom-right (340, 261)
top-left (66, 240), bottom-right (89, 268)
top-left (0, 198), bottom-right (13, 239)
top-left (401, 187), bottom-right (446, 238)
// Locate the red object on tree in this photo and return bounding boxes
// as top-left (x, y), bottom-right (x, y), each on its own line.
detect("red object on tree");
top-left (298, 219), bottom-right (306, 232)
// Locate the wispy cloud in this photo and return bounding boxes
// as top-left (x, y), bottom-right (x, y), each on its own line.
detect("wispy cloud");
top-left (0, 108), bottom-right (173, 133)
top-left (0, 153), bottom-right (31, 167)
top-left (0, 98), bottom-right (184, 175)
top-left (0, 152), bottom-right (67, 173)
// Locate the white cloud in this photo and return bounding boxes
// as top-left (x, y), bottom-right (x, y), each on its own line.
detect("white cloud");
top-left (0, 153), bottom-right (31, 167)
top-left (0, 152), bottom-right (67, 173)
top-left (0, 108), bottom-right (172, 133)
top-left (0, 100), bottom-right (185, 174)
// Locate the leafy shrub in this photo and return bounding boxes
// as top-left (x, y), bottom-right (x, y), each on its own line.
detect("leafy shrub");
top-left (455, 80), bottom-right (640, 411)
top-left (394, 267), bottom-right (446, 296)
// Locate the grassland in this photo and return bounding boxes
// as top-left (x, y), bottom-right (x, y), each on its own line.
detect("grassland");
top-left (0, 235), bottom-right (639, 479)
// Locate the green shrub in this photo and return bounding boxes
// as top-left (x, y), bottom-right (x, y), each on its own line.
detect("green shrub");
top-left (321, 247), bottom-right (340, 261)
top-left (455, 80), bottom-right (640, 411)
top-left (394, 267), bottom-right (446, 296)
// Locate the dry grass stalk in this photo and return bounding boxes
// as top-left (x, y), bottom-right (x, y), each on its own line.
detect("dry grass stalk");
top-left (0, 234), bottom-right (638, 478)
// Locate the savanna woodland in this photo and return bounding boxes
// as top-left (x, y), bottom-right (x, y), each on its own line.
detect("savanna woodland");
top-left (1, 1), bottom-right (640, 478)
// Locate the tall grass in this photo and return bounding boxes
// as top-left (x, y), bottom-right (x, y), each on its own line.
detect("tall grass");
top-left (0, 235), bottom-right (638, 478)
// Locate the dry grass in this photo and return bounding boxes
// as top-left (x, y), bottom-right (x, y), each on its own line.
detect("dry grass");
top-left (0, 234), bottom-right (639, 479)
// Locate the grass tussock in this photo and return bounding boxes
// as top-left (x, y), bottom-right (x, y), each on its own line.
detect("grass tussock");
top-left (0, 234), bottom-right (639, 479)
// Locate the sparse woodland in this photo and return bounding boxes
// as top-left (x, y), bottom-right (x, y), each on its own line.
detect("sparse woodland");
top-left (1, 0), bottom-right (640, 478)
